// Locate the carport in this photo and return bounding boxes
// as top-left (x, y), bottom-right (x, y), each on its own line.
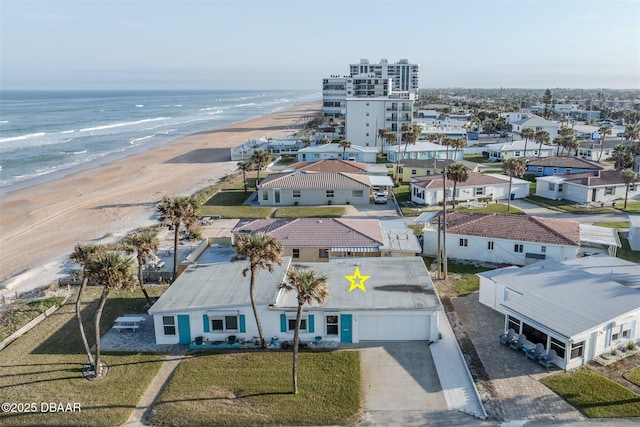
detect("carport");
top-left (369, 175), bottom-right (394, 193)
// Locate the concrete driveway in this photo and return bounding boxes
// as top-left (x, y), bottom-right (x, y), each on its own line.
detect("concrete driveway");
top-left (343, 202), bottom-right (401, 219)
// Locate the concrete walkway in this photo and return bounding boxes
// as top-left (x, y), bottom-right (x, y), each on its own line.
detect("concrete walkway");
top-left (430, 311), bottom-right (487, 419)
top-left (122, 355), bottom-right (186, 426)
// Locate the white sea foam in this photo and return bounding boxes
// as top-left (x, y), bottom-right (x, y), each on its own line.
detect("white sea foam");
top-left (79, 117), bottom-right (169, 133)
top-left (0, 132), bottom-right (46, 144)
top-left (129, 135), bottom-right (154, 144)
top-left (235, 103), bottom-right (256, 107)
top-left (0, 120), bottom-right (9, 124)
top-left (174, 104), bottom-right (182, 107)
top-left (135, 104), bottom-right (144, 107)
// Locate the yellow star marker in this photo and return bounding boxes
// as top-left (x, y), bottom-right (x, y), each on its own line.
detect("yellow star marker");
top-left (345, 267), bottom-right (370, 293)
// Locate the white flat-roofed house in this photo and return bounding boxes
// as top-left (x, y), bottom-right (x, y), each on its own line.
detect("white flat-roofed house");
top-left (536, 170), bottom-right (640, 205)
top-left (629, 215), bottom-right (640, 251)
top-left (296, 143), bottom-right (378, 163)
top-left (508, 114), bottom-right (558, 139)
top-left (478, 255), bottom-right (640, 370)
top-left (386, 141), bottom-right (464, 163)
top-left (422, 212), bottom-right (580, 265)
top-left (485, 140), bottom-right (554, 161)
top-left (410, 171), bottom-right (530, 206)
top-left (148, 257), bottom-right (443, 345)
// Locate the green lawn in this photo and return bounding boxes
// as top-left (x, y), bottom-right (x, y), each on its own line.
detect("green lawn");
top-left (621, 201), bottom-right (640, 214)
top-left (593, 221), bottom-right (631, 230)
top-left (273, 206), bottom-right (346, 218)
top-left (623, 365), bottom-right (640, 387)
top-left (541, 367), bottom-right (640, 418)
top-left (463, 154), bottom-right (496, 166)
top-left (149, 351), bottom-right (362, 427)
top-left (590, 222), bottom-right (640, 263)
top-left (524, 195), bottom-right (616, 214)
top-left (456, 203), bottom-right (525, 215)
top-left (0, 286), bottom-right (168, 426)
top-left (422, 257), bottom-right (491, 297)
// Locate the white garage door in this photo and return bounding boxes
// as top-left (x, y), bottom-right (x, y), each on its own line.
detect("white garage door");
top-left (358, 314), bottom-right (430, 341)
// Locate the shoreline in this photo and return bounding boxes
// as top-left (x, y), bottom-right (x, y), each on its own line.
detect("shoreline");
top-left (0, 102), bottom-right (321, 296)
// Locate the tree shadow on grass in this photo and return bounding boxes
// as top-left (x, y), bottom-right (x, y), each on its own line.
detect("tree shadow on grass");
top-left (31, 295), bottom-right (150, 355)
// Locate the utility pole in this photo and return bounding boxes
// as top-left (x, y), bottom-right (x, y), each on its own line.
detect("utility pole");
top-left (442, 161), bottom-right (448, 279)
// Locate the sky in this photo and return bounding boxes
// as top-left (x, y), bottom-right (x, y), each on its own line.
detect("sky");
top-left (1, 0), bottom-right (639, 90)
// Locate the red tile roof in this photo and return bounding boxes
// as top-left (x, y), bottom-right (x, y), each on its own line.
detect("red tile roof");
top-left (411, 171), bottom-right (507, 189)
top-left (433, 211), bottom-right (580, 246)
top-left (288, 159), bottom-right (368, 173)
top-left (233, 218), bottom-right (383, 247)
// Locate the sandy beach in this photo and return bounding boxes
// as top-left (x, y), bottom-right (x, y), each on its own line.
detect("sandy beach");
top-left (0, 102), bottom-right (320, 296)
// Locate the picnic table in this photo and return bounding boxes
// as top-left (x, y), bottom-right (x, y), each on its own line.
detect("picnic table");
top-left (113, 316), bottom-right (145, 332)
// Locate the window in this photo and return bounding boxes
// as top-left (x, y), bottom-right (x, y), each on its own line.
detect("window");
top-left (507, 315), bottom-right (521, 333)
top-left (313, 153), bottom-right (320, 159)
top-left (565, 168), bottom-right (572, 174)
top-left (623, 329), bottom-right (631, 338)
top-left (211, 316), bottom-right (238, 331)
top-left (548, 183), bottom-right (555, 191)
top-left (292, 248), bottom-right (300, 259)
top-left (514, 151), bottom-right (521, 157)
top-left (459, 238), bottom-right (468, 247)
top-left (488, 241), bottom-right (494, 250)
top-left (326, 315), bottom-right (339, 335)
top-left (262, 191), bottom-right (269, 201)
top-left (522, 323), bottom-right (548, 347)
top-left (162, 316), bottom-right (176, 335)
top-left (605, 187), bottom-right (615, 196)
top-left (558, 184), bottom-right (563, 192)
top-left (553, 168), bottom-right (558, 174)
top-left (550, 337), bottom-right (566, 359)
top-left (326, 190), bottom-right (334, 198)
top-left (474, 187), bottom-right (485, 196)
top-left (537, 167), bottom-right (543, 173)
top-left (514, 244), bottom-right (524, 253)
top-left (630, 183), bottom-right (638, 192)
top-left (352, 190), bottom-right (363, 197)
top-left (541, 246), bottom-right (546, 253)
top-left (292, 190), bottom-right (301, 198)
top-left (288, 318), bottom-right (307, 331)
top-left (612, 332), bottom-right (620, 342)
top-left (319, 249), bottom-right (328, 259)
top-left (570, 341), bottom-right (584, 359)
top-left (411, 169), bottom-right (417, 175)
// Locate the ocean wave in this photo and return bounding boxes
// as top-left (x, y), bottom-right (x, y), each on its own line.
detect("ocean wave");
top-left (60, 129), bottom-right (75, 134)
top-left (129, 135), bottom-right (154, 144)
top-left (79, 117), bottom-right (169, 133)
top-left (0, 120), bottom-right (9, 124)
top-left (174, 104), bottom-right (182, 107)
top-left (0, 132), bottom-right (46, 143)
top-left (136, 104), bottom-right (144, 107)
top-left (235, 103), bottom-right (256, 107)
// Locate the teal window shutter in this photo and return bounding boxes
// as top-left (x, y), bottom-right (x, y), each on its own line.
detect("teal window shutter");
top-left (280, 314), bottom-right (287, 332)
top-left (308, 314), bottom-right (314, 333)
top-left (239, 315), bottom-right (246, 333)
top-left (203, 314), bottom-right (209, 332)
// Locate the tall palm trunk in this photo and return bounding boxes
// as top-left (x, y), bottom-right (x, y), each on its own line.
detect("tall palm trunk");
top-left (292, 302), bottom-right (304, 394)
top-left (250, 268), bottom-right (266, 348)
top-left (94, 287), bottom-right (110, 379)
top-left (507, 177), bottom-right (513, 212)
top-left (137, 261), bottom-right (152, 305)
top-left (451, 182), bottom-right (458, 211)
top-left (75, 273), bottom-right (94, 367)
top-left (172, 223), bottom-right (180, 281)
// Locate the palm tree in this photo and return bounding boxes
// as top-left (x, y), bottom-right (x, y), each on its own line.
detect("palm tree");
top-left (237, 161), bottom-right (253, 194)
top-left (123, 229), bottom-right (159, 306)
top-left (157, 196), bottom-right (199, 281)
top-left (621, 168), bottom-right (639, 209)
top-left (279, 266), bottom-right (329, 394)
top-left (70, 243), bottom-right (105, 369)
top-left (534, 130), bottom-right (550, 157)
top-left (446, 163), bottom-right (469, 210)
top-left (338, 139), bottom-right (351, 160)
top-left (88, 251), bottom-right (137, 380)
top-left (251, 149), bottom-right (271, 187)
top-left (520, 127), bottom-right (535, 158)
top-left (396, 124), bottom-right (421, 182)
top-left (450, 137), bottom-right (466, 160)
top-left (502, 158), bottom-right (526, 212)
top-left (378, 128), bottom-right (390, 151)
top-left (597, 126), bottom-right (612, 161)
top-left (232, 233), bottom-right (283, 348)
top-left (623, 124), bottom-right (640, 146)
top-left (442, 137), bottom-right (455, 160)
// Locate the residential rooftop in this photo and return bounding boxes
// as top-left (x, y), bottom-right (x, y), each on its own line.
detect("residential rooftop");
top-left (259, 171), bottom-right (371, 189)
top-left (525, 156), bottom-right (602, 169)
top-left (411, 171), bottom-right (511, 189)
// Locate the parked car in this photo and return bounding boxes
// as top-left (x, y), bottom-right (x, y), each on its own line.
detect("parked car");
top-left (374, 192), bottom-right (388, 204)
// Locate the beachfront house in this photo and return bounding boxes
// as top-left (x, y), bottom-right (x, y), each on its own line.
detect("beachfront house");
top-left (485, 140), bottom-right (555, 161)
top-left (232, 218), bottom-right (421, 261)
top-left (395, 159), bottom-right (454, 183)
top-left (296, 143), bottom-right (378, 163)
top-left (421, 212), bottom-right (580, 265)
top-left (284, 159), bottom-right (389, 176)
top-left (256, 170), bottom-right (393, 206)
top-left (525, 156), bottom-right (602, 177)
top-left (410, 171), bottom-right (530, 206)
top-left (535, 170), bottom-right (640, 205)
top-left (147, 257), bottom-right (443, 345)
top-left (478, 255), bottom-right (640, 370)
top-left (386, 141), bottom-right (464, 163)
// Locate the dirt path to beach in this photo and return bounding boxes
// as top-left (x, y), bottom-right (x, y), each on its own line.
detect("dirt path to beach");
top-left (0, 103), bottom-right (320, 294)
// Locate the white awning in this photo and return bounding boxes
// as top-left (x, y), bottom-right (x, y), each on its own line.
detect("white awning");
top-left (414, 212), bottom-right (439, 223)
top-left (369, 175), bottom-right (394, 187)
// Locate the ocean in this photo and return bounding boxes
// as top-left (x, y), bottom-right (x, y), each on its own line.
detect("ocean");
top-left (0, 90), bottom-right (319, 193)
